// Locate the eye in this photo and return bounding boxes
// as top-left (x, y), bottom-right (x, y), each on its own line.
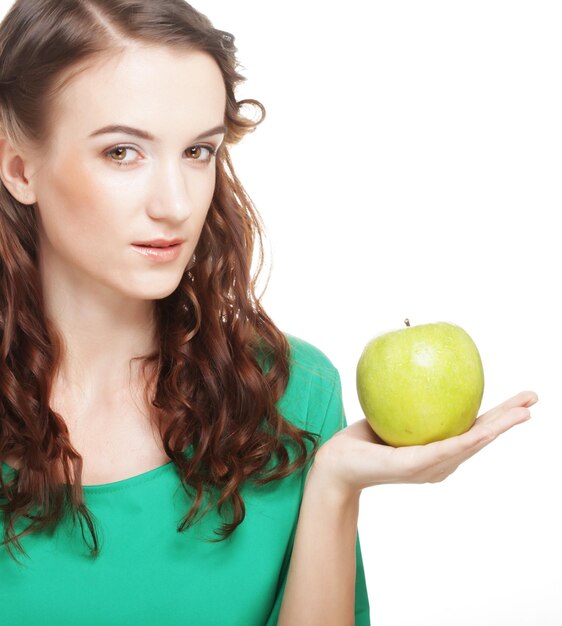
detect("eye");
top-left (103, 144), bottom-right (219, 168)
top-left (104, 145), bottom-right (138, 166)
top-left (187, 144), bottom-right (219, 163)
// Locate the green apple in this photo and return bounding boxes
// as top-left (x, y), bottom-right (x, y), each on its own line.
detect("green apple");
top-left (356, 320), bottom-right (484, 446)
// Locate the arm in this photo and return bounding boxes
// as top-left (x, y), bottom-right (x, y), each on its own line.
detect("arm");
top-left (277, 464), bottom-right (361, 626)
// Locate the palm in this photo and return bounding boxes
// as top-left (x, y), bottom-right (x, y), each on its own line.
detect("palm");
top-left (313, 390), bottom-right (538, 496)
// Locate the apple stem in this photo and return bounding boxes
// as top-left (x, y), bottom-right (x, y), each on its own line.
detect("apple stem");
top-left (404, 318), bottom-right (411, 327)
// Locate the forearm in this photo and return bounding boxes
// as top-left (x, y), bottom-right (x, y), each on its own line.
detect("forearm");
top-left (277, 463), bottom-right (361, 626)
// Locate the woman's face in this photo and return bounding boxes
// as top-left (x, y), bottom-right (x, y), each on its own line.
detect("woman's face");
top-left (27, 44), bottom-right (227, 302)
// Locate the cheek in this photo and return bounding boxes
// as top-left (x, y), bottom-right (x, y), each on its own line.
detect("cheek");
top-left (35, 157), bottom-right (120, 248)
top-left (194, 165), bottom-right (216, 203)
top-left (191, 168), bottom-right (216, 226)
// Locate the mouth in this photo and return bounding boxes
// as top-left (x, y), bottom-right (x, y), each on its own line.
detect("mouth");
top-left (134, 243), bottom-right (180, 248)
top-left (132, 238), bottom-right (184, 248)
top-left (131, 242), bottom-right (184, 263)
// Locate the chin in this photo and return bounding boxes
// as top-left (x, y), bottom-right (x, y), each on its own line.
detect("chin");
top-left (126, 277), bottom-right (184, 301)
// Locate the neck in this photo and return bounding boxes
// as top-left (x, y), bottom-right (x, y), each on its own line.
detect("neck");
top-left (42, 278), bottom-right (159, 397)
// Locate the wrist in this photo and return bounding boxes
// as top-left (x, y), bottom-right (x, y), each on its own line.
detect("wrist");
top-left (304, 459), bottom-right (362, 509)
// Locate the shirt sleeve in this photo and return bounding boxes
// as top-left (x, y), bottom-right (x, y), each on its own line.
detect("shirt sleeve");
top-left (265, 367), bottom-right (371, 625)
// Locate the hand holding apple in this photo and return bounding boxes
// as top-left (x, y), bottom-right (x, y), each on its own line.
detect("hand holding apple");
top-left (310, 320), bottom-right (537, 500)
top-left (310, 390), bottom-right (538, 501)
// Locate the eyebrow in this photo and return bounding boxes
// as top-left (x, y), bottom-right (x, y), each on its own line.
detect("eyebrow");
top-left (88, 123), bottom-right (227, 141)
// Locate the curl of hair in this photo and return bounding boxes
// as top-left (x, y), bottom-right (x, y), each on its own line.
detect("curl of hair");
top-left (0, 0), bottom-right (320, 565)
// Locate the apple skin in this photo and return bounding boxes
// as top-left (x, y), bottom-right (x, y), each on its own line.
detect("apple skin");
top-left (356, 321), bottom-right (484, 446)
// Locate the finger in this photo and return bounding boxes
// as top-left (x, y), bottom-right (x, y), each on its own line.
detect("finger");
top-left (401, 402), bottom-right (532, 474)
top-left (414, 407), bottom-right (530, 482)
top-left (495, 390), bottom-right (539, 411)
top-left (399, 426), bottom-right (488, 473)
top-left (474, 400), bottom-right (533, 434)
top-left (475, 391), bottom-right (538, 429)
top-left (437, 404), bottom-right (532, 469)
top-left (521, 391), bottom-right (539, 407)
top-left (472, 406), bottom-right (531, 444)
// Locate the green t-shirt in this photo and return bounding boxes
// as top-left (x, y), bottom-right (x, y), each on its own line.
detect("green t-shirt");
top-left (0, 334), bottom-right (370, 625)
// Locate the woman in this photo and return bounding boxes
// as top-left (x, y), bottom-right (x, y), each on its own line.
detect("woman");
top-left (0, 1), bottom-right (537, 624)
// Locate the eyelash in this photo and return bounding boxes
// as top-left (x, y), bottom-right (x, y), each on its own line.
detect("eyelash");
top-left (103, 143), bottom-right (219, 167)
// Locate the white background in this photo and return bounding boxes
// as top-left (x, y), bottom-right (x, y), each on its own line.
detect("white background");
top-left (1, 1), bottom-right (560, 624)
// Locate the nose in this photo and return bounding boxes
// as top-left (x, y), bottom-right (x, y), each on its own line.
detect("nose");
top-left (147, 158), bottom-right (194, 222)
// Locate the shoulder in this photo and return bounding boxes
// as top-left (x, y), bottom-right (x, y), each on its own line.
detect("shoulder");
top-left (279, 333), bottom-right (344, 437)
top-left (285, 333), bottom-right (339, 387)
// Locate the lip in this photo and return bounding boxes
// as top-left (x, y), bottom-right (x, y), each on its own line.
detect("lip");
top-left (131, 242), bottom-right (183, 263)
top-left (132, 238), bottom-right (184, 247)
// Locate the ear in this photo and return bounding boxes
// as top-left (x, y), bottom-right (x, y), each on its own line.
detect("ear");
top-left (0, 135), bottom-right (38, 206)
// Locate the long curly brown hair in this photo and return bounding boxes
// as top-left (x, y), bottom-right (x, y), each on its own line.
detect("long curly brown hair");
top-left (0, 0), bottom-right (320, 564)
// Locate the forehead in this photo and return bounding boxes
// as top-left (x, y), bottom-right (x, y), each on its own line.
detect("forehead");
top-left (48, 45), bottom-right (227, 139)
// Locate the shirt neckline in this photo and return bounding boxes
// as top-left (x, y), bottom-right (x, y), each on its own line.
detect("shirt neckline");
top-left (1, 459), bottom-right (177, 495)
